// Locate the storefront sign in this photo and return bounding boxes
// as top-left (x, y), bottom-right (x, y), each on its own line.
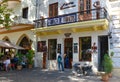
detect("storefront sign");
top-left (74, 43), bottom-right (78, 53)
top-left (57, 44), bottom-right (61, 53)
top-left (47, 13), bottom-right (76, 26)
top-left (60, 2), bottom-right (76, 10)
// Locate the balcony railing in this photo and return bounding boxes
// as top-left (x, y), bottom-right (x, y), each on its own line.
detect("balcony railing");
top-left (34, 8), bottom-right (108, 28)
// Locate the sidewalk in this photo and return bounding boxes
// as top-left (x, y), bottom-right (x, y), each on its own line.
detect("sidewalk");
top-left (0, 68), bottom-right (120, 82)
top-left (109, 69), bottom-right (120, 82)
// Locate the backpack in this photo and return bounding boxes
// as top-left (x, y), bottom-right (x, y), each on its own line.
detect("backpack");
top-left (58, 55), bottom-right (62, 62)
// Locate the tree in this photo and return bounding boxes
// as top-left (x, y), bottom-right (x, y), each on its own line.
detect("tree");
top-left (0, 0), bottom-right (13, 29)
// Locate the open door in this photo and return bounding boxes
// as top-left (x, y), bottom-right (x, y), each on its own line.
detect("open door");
top-left (98, 36), bottom-right (108, 71)
top-left (64, 38), bottom-right (73, 69)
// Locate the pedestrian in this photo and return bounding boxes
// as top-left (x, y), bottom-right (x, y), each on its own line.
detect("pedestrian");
top-left (64, 55), bottom-right (69, 68)
top-left (57, 53), bottom-right (64, 71)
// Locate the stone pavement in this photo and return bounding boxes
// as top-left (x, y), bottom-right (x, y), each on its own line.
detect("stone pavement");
top-left (0, 68), bottom-right (120, 82)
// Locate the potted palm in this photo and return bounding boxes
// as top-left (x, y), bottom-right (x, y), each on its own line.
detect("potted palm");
top-left (16, 53), bottom-right (23, 70)
top-left (26, 50), bottom-right (34, 68)
top-left (101, 53), bottom-right (113, 81)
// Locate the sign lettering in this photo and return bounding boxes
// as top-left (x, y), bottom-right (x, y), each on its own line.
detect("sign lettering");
top-left (47, 13), bottom-right (76, 26)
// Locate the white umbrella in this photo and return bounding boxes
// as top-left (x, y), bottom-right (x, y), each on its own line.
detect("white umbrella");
top-left (0, 40), bottom-right (25, 50)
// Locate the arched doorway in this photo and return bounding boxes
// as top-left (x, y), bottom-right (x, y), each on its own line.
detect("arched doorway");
top-left (17, 34), bottom-right (32, 54)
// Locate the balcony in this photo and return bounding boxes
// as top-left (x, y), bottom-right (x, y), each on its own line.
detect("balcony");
top-left (33, 8), bottom-right (109, 36)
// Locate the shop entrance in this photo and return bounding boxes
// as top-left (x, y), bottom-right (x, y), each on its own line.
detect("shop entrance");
top-left (98, 36), bottom-right (108, 71)
top-left (64, 38), bottom-right (73, 69)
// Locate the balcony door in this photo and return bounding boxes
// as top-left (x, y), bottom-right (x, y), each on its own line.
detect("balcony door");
top-left (79, 0), bottom-right (92, 21)
top-left (49, 2), bottom-right (58, 17)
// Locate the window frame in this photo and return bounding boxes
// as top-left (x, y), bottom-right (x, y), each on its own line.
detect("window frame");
top-left (49, 2), bottom-right (58, 17)
top-left (22, 7), bottom-right (28, 19)
top-left (79, 0), bottom-right (91, 14)
top-left (79, 37), bottom-right (91, 61)
top-left (48, 39), bottom-right (57, 60)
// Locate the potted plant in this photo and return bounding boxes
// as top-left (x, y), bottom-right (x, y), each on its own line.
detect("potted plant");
top-left (16, 53), bottom-right (23, 70)
top-left (101, 53), bottom-right (113, 81)
top-left (26, 50), bottom-right (34, 68)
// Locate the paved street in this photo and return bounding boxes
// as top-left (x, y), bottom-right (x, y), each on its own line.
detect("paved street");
top-left (0, 68), bottom-right (120, 82)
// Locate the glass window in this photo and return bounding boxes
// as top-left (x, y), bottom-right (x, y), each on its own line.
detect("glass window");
top-left (49, 3), bottom-right (58, 17)
top-left (86, 0), bottom-right (91, 14)
top-left (80, 0), bottom-right (84, 15)
top-left (79, 0), bottom-right (91, 14)
top-left (79, 37), bottom-right (91, 61)
top-left (48, 39), bottom-right (57, 60)
top-left (37, 41), bottom-right (46, 52)
top-left (22, 7), bottom-right (28, 19)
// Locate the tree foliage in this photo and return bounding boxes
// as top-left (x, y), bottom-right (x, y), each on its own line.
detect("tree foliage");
top-left (0, 0), bottom-right (13, 29)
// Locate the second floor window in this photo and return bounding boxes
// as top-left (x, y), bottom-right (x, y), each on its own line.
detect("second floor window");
top-left (79, 0), bottom-right (91, 14)
top-left (22, 7), bottom-right (28, 19)
top-left (86, 0), bottom-right (91, 14)
top-left (49, 2), bottom-right (58, 17)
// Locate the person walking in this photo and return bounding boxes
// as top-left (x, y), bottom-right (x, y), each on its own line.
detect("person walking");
top-left (57, 53), bottom-right (64, 71)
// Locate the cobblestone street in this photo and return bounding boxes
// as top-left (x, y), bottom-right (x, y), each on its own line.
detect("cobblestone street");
top-left (0, 68), bottom-right (120, 82)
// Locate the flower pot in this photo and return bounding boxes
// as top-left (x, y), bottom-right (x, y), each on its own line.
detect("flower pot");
top-left (101, 74), bottom-right (109, 81)
top-left (17, 65), bottom-right (22, 70)
top-left (108, 73), bottom-right (112, 78)
top-left (28, 64), bottom-right (33, 69)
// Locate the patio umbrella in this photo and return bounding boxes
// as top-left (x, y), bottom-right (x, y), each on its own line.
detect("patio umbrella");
top-left (9, 43), bottom-right (25, 50)
top-left (0, 40), bottom-right (25, 50)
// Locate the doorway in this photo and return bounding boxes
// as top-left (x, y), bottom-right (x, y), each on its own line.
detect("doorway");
top-left (48, 39), bottom-right (57, 60)
top-left (98, 36), bottom-right (108, 71)
top-left (64, 38), bottom-right (73, 69)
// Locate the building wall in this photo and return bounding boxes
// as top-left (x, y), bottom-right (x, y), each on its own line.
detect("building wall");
top-left (107, 0), bottom-right (120, 68)
top-left (2, 0), bottom-right (119, 71)
top-left (39, 0), bottom-right (104, 18)
top-left (37, 30), bottom-right (108, 71)
top-left (33, 0), bottom-right (111, 71)
top-left (12, 0), bottom-right (36, 24)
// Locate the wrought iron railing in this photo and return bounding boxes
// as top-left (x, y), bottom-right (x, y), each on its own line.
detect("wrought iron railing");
top-left (34, 8), bottom-right (107, 28)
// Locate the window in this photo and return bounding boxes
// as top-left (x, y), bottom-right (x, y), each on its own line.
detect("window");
top-left (22, 7), bottom-right (28, 19)
top-left (80, 0), bottom-right (84, 15)
top-left (37, 41), bottom-right (46, 52)
top-left (79, 0), bottom-right (91, 14)
top-left (79, 37), bottom-right (91, 61)
top-left (86, 0), bottom-right (91, 14)
top-left (48, 39), bottom-right (57, 60)
top-left (49, 2), bottom-right (58, 17)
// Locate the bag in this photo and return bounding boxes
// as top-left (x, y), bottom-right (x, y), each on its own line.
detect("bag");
top-left (58, 55), bottom-right (62, 62)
